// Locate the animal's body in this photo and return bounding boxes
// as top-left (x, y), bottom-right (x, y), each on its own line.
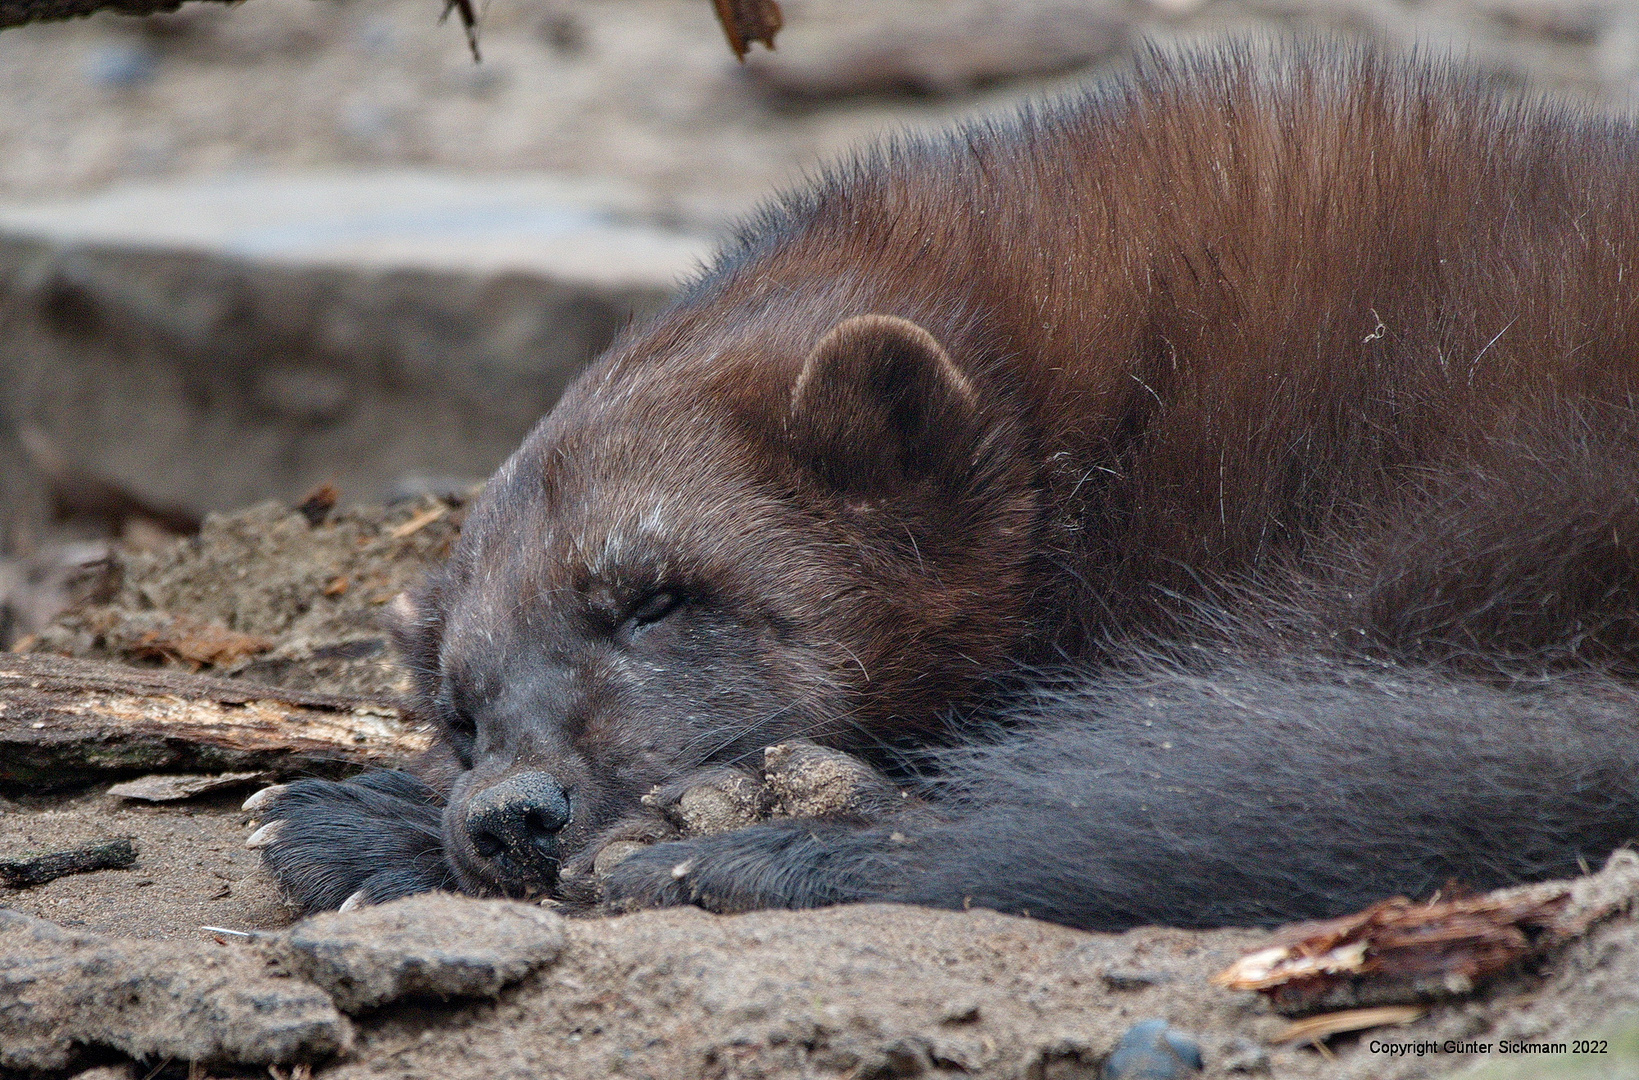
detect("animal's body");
top-left (258, 42), bottom-right (1639, 931)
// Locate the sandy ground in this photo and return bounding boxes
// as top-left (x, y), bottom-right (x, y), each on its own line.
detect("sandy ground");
top-left (1, 786), bottom-right (293, 940)
top-left (5, 497), bottom-right (458, 940)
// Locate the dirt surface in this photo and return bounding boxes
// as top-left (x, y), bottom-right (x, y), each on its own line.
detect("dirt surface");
top-left (3, 497), bottom-right (452, 939)
top-left (1, 786), bottom-right (292, 940)
top-left (23, 493), bottom-right (469, 697)
top-left (4, 503), bottom-right (1639, 1080)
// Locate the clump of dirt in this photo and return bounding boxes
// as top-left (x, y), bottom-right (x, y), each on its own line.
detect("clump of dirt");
top-left (22, 492), bottom-right (471, 697)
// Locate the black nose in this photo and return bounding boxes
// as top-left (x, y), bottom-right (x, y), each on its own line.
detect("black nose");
top-left (465, 771), bottom-right (571, 873)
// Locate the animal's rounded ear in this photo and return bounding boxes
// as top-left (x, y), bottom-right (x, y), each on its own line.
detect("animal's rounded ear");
top-left (788, 314), bottom-right (979, 492)
top-left (386, 587), bottom-right (444, 698)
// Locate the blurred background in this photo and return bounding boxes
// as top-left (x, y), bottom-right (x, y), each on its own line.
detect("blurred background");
top-left (2, 0), bottom-right (1638, 646)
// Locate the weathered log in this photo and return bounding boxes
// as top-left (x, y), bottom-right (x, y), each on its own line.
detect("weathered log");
top-left (0, 653), bottom-right (429, 792)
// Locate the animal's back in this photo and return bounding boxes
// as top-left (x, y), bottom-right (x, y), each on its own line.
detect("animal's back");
top-left (670, 42), bottom-right (1639, 659)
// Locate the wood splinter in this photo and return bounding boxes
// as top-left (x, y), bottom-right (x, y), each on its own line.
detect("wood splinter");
top-left (1215, 891), bottom-right (1572, 1015)
top-left (0, 837), bottom-right (137, 888)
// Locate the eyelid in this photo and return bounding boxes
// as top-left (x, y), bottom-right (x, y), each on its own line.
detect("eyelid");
top-left (627, 590), bottom-right (682, 624)
top-left (436, 681), bottom-right (478, 737)
top-left (612, 591), bottom-right (689, 642)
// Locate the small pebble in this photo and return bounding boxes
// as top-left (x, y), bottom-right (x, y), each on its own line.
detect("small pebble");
top-left (83, 43), bottom-right (157, 90)
top-left (1102, 1019), bottom-right (1203, 1080)
top-left (1102, 967), bottom-right (1169, 991)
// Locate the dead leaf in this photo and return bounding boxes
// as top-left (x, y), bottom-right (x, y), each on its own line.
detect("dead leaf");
top-left (714, 0), bottom-right (782, 59)
top-left (323, 575), bottom-right (350, 597)
top-left (295, 482), bottom-right (339, 527)
top-left (131, 617), bottom-right (273, 669)
top-left (107, 771), bottom-right (268, 802)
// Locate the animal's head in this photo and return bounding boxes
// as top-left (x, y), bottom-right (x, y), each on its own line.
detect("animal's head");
top-left (395, 312), bottom-right (1039, 898)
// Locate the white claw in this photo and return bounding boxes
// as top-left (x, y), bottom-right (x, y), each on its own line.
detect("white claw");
top-left (241, 784), bottom-right (289, 812)
top-left (670, 859), bottom-right (695, 880)
top-left (245, 820), bottom-right (286, 849)
top-left (338, 889), bottom-right (369, 913)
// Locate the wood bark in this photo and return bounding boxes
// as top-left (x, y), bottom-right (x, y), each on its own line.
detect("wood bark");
top-left (0, 0), bottom-right (233, 30)
top-left (0, 652), bottom-right (429, 791)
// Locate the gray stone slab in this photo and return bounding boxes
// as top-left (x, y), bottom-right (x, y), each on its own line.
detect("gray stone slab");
top-left (273, 892), bottom-right (568, 1013)
top-left (0, 908), bottom-right (351, 1071)
top-left (0, 171), bottom-right (716, 540)
top-left (0, 172), bottom-right (710, 287)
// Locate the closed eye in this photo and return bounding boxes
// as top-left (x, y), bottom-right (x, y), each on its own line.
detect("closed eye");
top-left (435, 682), bottom-right (479, 747)
top-left (446, 708), bottom-right (478, 741)
top-left (618, 590), bottom-right (685, 639)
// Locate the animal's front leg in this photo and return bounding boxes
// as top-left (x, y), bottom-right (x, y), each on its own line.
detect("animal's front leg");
top-left (246, 769), bottom-right (457, 913)
top-left (599, 817), bottom-right (907, 915)
top-left (593, 740), bottom-right (922, 914)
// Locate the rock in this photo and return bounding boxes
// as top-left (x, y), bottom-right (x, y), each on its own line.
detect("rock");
top-left (0, 172), bottom-right (712, 546)
top-left (106, 770), bottom-right (268, 802)
top-left (1100, 968), bottom-right (1172, 991)
top-left (1100, 1019), bottom-right (1203, 1080)
top-left (0, 908), bottom-right (349, 1072)
top-left (272, 892), bottom-right (567, 1012)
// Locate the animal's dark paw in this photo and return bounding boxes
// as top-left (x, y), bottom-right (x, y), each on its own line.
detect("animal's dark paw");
top-left (599, 835), bottom-right (757, 911)
top-left (244, 769), bottom-right (456, 914)
top-left (597, 819), bottom-right (879, 915)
